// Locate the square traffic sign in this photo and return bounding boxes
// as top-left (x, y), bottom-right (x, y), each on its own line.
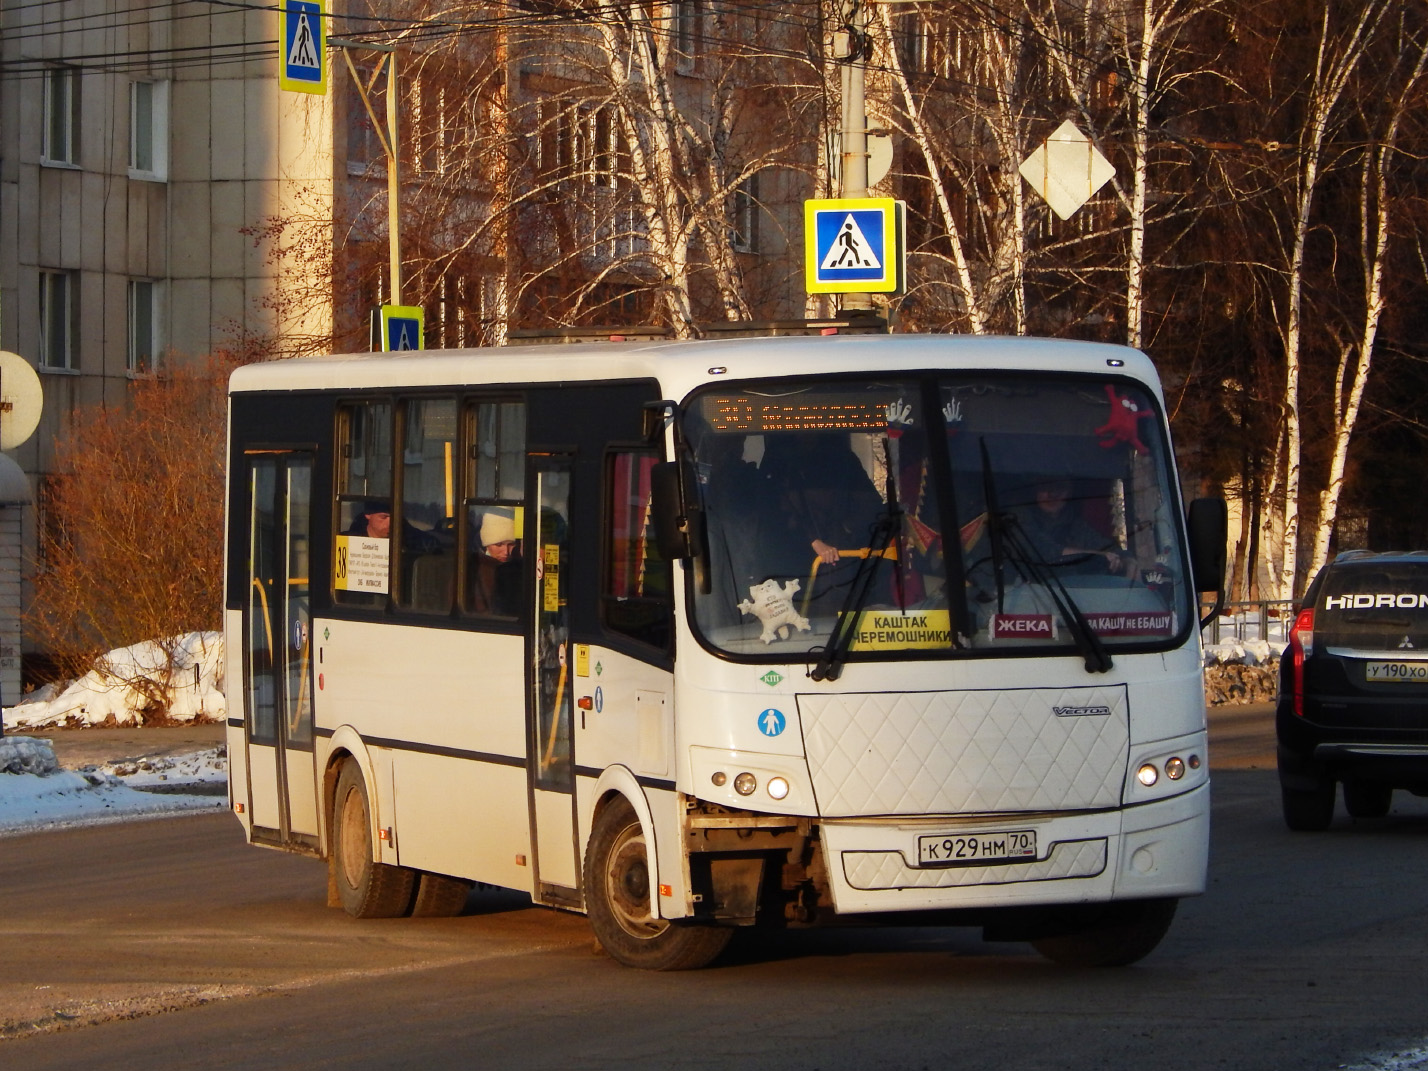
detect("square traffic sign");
top-left (380, 305), bottom-right (424, 352)
top-left (279, 0), bottom-right (327, 95)
top-left (805, 197), bottom-right (903, 294)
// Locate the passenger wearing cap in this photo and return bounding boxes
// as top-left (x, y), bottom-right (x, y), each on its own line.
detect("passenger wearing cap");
top-left (470, 508), bottom-right (522, 615)
top-left (347, 500), bottom-right (392, 539)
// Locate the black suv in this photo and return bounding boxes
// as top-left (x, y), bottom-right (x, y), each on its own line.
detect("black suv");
top-left (1277, 550), bottom-right (1428, 830)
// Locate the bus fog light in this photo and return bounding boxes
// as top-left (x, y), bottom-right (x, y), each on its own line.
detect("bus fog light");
top-left (733, 772), bottom-right (757, 796)
top-left (767, 777), bottom-right (790, 800)
top-left (711, 771), bottom-right (727, 787)
top-left (1137, 763), bottom-right (1159, 787)
top-left (1166, 757), bottom-right (1186, 780)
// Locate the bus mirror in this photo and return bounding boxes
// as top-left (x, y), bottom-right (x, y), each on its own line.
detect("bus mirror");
top-left (650, 460), bottom-right (703, 561)
top-left (1187, 496), bottom-right (1228, 627)
top-left (642, 400), bottom-right (676, 442)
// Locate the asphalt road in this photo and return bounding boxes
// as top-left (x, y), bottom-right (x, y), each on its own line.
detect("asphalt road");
top-left (5, 703), bottom-right (1427, 1071)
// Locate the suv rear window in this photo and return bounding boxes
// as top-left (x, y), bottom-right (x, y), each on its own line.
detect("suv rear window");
top-left (1316, 562), bottom-right (1428, 648)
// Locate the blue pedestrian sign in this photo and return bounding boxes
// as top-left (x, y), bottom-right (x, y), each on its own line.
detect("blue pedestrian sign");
top-left (380, 305), bottom-right (424, 352)
top-left (279, 0), bottom-right (327, 96)
top-left (805, 197), bottom-right (905, 294)
top-left (758, 708), bottom-right (787, 737)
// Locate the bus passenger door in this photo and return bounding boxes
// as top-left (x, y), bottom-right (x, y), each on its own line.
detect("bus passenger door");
top-left (243, 452), bottom-right (319, 849)
top-left (528, 456), bottom-right (579, 900)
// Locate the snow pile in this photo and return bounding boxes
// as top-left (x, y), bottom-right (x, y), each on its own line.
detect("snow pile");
top-left (4, 632), bottom-right (225, 730)
top-left (0, 736), bottom-right (226, 836)
top-left (1204, 638), bottom-right (1285, 666)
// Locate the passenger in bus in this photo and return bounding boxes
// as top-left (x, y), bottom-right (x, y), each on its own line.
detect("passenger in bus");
top-left (1019, 477), bottom-right (1138, 578)
top-left (347, 500), bottom-right (392, 539)
top-left (470, 507), bottom-right (522, 616)
top-left (762, 434), bottom-right (885, 571)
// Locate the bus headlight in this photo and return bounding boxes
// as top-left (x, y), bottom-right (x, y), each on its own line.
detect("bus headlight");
top-left (767, 777), bottom-right (790, 801)
top-left (733, 772), bottom-right (757, 796)
top-left (1137, 763), bottom-right (1159, 787)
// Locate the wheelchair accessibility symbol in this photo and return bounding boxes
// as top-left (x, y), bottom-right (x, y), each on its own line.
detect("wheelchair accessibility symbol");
top-left (758, 709), bottom-right (786, 737)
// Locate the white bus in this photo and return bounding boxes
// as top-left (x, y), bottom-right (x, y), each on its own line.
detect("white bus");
top-left (225, 334), bottom-right (1226, 970)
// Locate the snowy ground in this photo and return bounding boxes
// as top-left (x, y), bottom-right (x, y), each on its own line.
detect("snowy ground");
top-left (0, 633), bottom-right (229, 835)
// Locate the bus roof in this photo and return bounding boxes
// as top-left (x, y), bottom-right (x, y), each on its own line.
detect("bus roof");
top-left (228, 334), bottom-right (1162, 404)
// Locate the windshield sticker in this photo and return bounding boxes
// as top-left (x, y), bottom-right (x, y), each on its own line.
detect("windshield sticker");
top-left (1094, 384), bottom-right (1152, 455)
top-left (1083, 612), bottom-right (1174, 637)
top-left (992, 614), bottom-right (1056, 640)
top-left (885, 398), bottom-right (914, 427)
top-left (1326, 593), bottom-right (1428, 610)
top-left (943, 398), bottom-right (964, 425)
top-left (849, 609), bottom-right (953, 650)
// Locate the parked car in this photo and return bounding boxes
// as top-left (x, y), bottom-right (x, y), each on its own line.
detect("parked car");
top-left (1277, 550), bottom-right (1428, 830)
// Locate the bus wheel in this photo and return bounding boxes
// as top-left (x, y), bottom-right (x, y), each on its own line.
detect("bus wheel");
top-left (1031, 897), bottom-right (1178, 968)
top-left (584, 798), bottom-right (732, 971)
top-left (332, 759), bottom-right (416, 919)
top-left (410, 872), bottom-right (473, 918)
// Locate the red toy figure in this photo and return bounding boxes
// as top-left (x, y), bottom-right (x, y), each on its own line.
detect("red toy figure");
top-left (1094, 384), bottom-right (1152, 455)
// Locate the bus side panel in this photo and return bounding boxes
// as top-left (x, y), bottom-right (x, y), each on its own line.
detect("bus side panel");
top-left (315, 620), bottom-right (531, 890)
top-left (224, 607), bottom-right (252, 835)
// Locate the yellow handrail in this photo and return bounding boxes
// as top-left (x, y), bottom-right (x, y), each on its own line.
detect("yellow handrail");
top-left (800, 546), bottom-right (897, 615)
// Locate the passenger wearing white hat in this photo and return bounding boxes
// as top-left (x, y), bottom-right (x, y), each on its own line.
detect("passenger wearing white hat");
top-left (471, 507), bottom-right (521, 615)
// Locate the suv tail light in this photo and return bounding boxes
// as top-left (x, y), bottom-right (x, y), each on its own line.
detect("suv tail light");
top-left (1288, 607), bottom-right (1315, 716)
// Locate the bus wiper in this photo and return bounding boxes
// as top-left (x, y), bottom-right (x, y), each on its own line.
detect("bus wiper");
top-left (810, 436), bottom-right (903, 683)
top-left (998, 516), bottom-right (1113, 674)
top-left (978, 438), bottom-right (1111, 674)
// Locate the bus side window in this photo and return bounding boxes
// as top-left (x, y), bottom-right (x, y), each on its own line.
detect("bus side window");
top-left (462, 399), bottom-right (527, 620)
top-left (603, 450), bottom-right (672, 652)
top-left (334, 400), bottom-right (393, 608)
top-left (397, 397), bottom-right (458, 613)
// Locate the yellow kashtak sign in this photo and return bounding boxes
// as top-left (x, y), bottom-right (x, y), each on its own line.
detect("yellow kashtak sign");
top-left (848, 609), bottom-right (953, 651)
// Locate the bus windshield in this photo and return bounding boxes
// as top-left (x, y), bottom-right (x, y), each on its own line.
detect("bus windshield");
top-left (685, 373), bottom-right (1189, 664)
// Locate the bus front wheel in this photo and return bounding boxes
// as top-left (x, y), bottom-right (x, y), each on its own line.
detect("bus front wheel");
top-left (1030, 897), bottom-right (1178, 967)
top-left (584, 798), bottom-right (732, 970)
top-left (332, 759), bottom-right (416, 919)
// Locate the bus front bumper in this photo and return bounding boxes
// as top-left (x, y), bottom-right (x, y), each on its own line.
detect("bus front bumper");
top-left (819, 782), bottom-right (1208, 915)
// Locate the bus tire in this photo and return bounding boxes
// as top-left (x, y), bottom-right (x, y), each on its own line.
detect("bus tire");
top-left (584, 797), bottom-right (732, 971)
top-left (1031, 897), bottom-right (1178, 968)
top-left (410, 872), bottom-right (473, 918)
top-left (332, 759), bottom-right (416, 919)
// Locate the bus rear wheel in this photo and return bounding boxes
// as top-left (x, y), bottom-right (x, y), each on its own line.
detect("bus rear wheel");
top-left (332, 759), bottom-right (416, 919)
top-left (584, 798), bottom-right (731, 971)
top-left (1031, 897), bottom-right (1178, 968)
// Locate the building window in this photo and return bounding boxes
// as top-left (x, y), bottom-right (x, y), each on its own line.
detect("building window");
top-left (43, 66), bottom-right (78, 166)
top-left (128, 279), bottom-right (160, 373)
top-left (129, 80), bottom-right (168, 179)
top-left (39, 270), bottom-right (75, 370)
top-left (731, 172), bottom-right (759, 253)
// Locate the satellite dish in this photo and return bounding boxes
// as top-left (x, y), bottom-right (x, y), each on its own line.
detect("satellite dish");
top-left (0, 351), bottom-right (44, 451)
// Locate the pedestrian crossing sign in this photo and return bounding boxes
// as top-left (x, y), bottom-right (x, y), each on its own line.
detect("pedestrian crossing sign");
top-left (805, 197), bottom-right (904, 294)
top-left (380, 305), bottom-right (424, 352)
top-left (279, 0), bottom-right (327, 95)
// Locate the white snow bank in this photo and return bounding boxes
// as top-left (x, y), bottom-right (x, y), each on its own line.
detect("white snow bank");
top-left (0, 735), bottom-right (226, 836)
top-left (1205, 638), bottom-right (1285, 666)
top-left (3, 632), bottom-right (225, 729)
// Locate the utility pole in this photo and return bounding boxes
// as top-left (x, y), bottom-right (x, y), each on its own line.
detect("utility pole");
top-left (333, 39), bottom-right (403, 305)
top-left (835, 0), bottom-right (872, 314)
